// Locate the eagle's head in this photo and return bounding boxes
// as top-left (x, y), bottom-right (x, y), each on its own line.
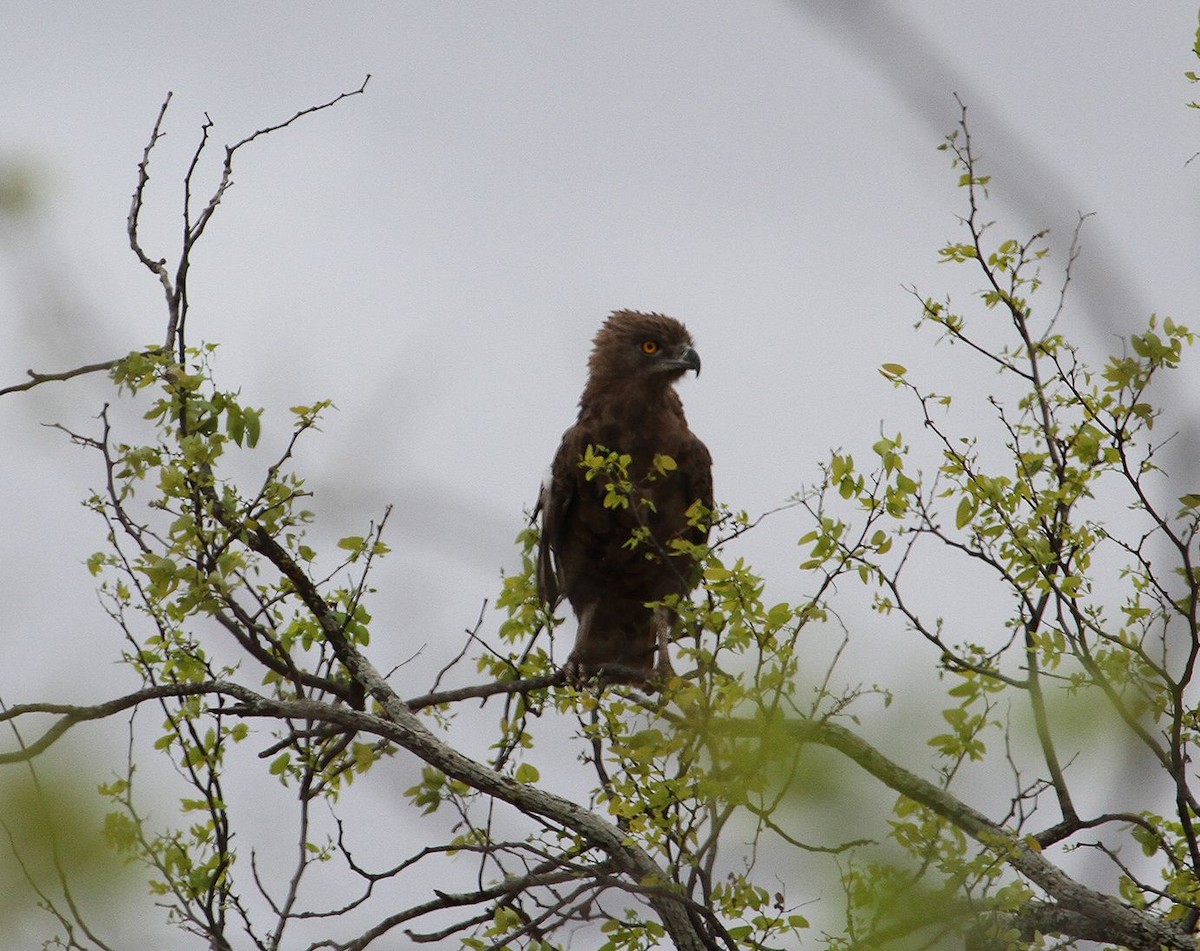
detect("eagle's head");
top-left (587, 310), bottom-right (701, 387)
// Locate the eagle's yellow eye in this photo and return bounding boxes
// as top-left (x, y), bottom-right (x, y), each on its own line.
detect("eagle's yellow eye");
top-left (641, 340), bottom-right (659, 355)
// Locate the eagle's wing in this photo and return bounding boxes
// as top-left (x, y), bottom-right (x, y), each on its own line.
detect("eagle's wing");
top-left (535, 433), bottom-right (576, 611)
top-left (678, 433), bottom-right (714, 544)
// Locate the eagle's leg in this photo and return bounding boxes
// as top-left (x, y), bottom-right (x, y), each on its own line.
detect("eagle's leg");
top-left (564, 602), bottom-right (672, 690)
top-left (652, 606), bottom-right (677, 682)
top-left (563, 602), bottom-right (596, 687)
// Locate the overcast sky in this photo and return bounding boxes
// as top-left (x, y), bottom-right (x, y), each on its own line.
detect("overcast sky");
top-left (2, 3), bottom-right (1199, 946)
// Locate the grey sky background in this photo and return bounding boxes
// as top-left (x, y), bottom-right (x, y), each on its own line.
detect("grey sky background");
top-left (1, 3), bottom-right (1198, 946)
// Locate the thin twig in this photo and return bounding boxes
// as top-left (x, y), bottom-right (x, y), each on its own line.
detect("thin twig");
top-left (0, 352), bottom-right (157, 398)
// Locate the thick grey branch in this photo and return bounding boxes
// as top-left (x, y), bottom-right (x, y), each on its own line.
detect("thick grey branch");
top-left (718, 716), bottom-right (1195, 951)
top-left (229, 689), bottom-right (707, 948)
top-left (197, 516), bottom-right (706, 948)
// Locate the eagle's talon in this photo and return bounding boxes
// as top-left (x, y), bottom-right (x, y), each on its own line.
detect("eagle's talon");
top-left (561, 658), bottom-right (660, 692)
top-left (561, 659), bottom-right (590, 688)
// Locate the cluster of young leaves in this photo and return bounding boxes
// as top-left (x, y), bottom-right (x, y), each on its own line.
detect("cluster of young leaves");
top-left (84, 344), bottom-right (393, 935)
top-left (577, 443), bottom-right (682, 521)
top-left (834, 824), bottom-right (1036, 951)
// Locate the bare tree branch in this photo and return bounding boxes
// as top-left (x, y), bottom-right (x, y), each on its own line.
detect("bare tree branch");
top-left (0, 682), bottom-right (262, 764)
top-left (0, 350), bottom-right (162, 398)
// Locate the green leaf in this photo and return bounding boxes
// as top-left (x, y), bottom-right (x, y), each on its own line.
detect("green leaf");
top-left (514, 762), bottom-right (540, 784)
top-left (243, 407), bottom-right (262, 447)
top-left (653, 453), bottom-right (677, 475)
top-left (766, 602), bottom-right (792, 628)
top-left (955, 496), bottom-right (976, 529)
top-left (226, 404), bottom-right (245, 445)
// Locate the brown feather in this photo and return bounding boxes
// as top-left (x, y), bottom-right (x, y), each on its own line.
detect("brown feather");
top-left (538, 310), bottom-right (713, 685)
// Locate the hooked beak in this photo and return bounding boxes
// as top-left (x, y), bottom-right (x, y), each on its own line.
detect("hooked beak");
top-left (670, 346), bottom-right (701, 377)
